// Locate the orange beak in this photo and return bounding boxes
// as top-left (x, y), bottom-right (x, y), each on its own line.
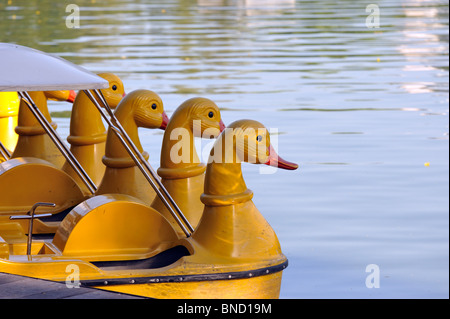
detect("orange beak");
top-left (219, 119), bottom-right (226, 132)
top-left (67, 90), bottom-right (77, 103)
top-left (265, 145), bottom-right (298, 170)
top-left (160, 111), bottom-right (169, 130)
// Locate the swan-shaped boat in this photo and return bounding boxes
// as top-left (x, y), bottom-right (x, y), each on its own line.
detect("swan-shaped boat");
top-left (1, 90), bottom-right (76, 161)
top-left (94, 89), bottom-right (169, 204)
top-left (61, 73), bottom-right (125, 193)
top-left (0, 43), bottom-right (298, 299)
top-left (0, 89), bottom-right (84, 221)
top-left (0, 74), bottom-right (124, 222)
top-left (151, 97), bottom-right (225, 236)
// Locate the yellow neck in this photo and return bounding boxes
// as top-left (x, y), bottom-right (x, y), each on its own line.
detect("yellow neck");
top-left (102, 105), bottom-right (146, 168)
top-left (202, 133), bottom-right (252, 205)
top-left (159, 109), bottom-right (203, 178)
top-left (15, 91), bottom-right (56, 136)
top-left (202, 162), bottom-right (252, 206)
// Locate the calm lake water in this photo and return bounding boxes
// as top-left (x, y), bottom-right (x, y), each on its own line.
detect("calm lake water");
top-left (1, 0), bottom-right (448, 298)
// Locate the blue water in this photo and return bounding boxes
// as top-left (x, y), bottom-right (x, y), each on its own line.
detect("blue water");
top-left (1, 0), bottom-right (448, 298)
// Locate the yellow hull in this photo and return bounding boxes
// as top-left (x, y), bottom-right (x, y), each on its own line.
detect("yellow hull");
top-left (0, 243), bottom-right (287, 299)
top-left (0, 183), bottom-right (289, 300)
top-left (1, 200), bottom-right (287, 299)
top-left (97, 271), bottom-right (283, 299)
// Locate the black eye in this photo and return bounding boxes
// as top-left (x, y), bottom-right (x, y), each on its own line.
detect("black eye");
top-left (152, 103), bottom-right (157, 110)
top-left (112, 85), bottom-right (117, 91)
top-left (208, 111), bottom-right (214, 118)
top-left (256, 135), bottom-right (263, 142)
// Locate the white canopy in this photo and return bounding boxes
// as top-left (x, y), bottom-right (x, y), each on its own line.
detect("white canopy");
top-left (0, 43), bottom-right (108, 92)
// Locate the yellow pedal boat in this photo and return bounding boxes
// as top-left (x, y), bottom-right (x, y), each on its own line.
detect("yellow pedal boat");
top-left (0, 43), bottom-right (298, 299)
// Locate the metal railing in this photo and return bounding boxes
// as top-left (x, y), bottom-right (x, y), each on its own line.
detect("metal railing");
top-left (10, 202), bottom-right (55, 256)
top-left (84, 89), bottom-right (194, 237)
top-left (0, 141), bottom-right (11, 160)
top-left (18, 91), bottom-right (97, 194)
top-left (16, 89), bottom-right (194, 237)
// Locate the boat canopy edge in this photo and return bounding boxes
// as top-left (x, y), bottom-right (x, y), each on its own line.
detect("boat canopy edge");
top-left (0, 43), bottom-right (108, 92)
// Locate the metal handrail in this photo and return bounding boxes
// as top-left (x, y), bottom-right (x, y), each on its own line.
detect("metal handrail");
top-left (83, 89), bottom-right (194, 237)
top-left (10, 202), bottom-right (55, 255)
top-left (0, 141), bottom-right (11, 160)
top-left (16, 88), bottom-right (194, 237)
top-left (93, 90), bottom-right (194, 234)
top-left (18, 91), bottom-right (97, 194)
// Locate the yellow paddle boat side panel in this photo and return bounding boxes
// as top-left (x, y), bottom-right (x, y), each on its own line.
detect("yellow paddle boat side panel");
top-left (98, 271), bottom-right (283, 299)
top-left (62, 73), bottom-right (125, 190)
top-left (95, 153), bottom-right (157, 204)
top-left (0, 92), bottom-right (20, 155)
top-left (191, 200), bottom-right (283, 262)
top-left (52, 194), bottom-right (179, 261)
top-left (151, 172), bottom-right (205, 236)
top-left (0, 157), bottom-right (85, 216)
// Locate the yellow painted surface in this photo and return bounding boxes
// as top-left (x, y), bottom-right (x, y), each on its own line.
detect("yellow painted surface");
top-left (62, 73), bottom-right (125, 192)
top-left (0, 158), bottom-right (85, 216)
top-left (99, 272), bottom-right (283, 299)
top-left (151, 97), bottom-right (225, 236)
top-left (0, 92), bottom-right (20, 154)
top-left (0, 119), bottom-right (296, 299)
top-left (52, 194), bottom-right (178, 261)
top-left (95, 89), bottom-right (168, 205)
top-left (11, 90), bottom-right (75, 168)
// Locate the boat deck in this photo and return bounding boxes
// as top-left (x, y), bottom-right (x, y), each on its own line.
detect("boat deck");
top-left (0, 272), bottom-right (144, 299)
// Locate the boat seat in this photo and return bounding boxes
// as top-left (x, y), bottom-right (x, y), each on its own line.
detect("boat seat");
top-left (52, 193), bottom-right (180, 262)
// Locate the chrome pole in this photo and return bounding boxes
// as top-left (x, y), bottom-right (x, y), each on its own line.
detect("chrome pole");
top-left (83, 89), bottom-right (194, 237)
top-left (0, 141), bottom-right (11, 160)
top-left (10, 202), bottom-right (55, 256)
top-left (93, 89), bottom-right (194, 233)
top-left (18, 91), bottom-right (97, 194)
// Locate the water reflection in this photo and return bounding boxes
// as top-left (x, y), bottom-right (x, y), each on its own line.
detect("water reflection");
top-left (396, 3), bottom-right (448, 95)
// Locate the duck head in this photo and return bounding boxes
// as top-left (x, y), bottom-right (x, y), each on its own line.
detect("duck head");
top-left (114, 89), bottom-right (168, 130)
top-left (214, 119), bottom-right (298, 170)
top-left (44, 90), bottom-right (77, 103)
top-left (17, 90), bottom-right (76, 128)
top-left (97, 89), bottom-right (167, 203)
top-left (105, 89), bottom-right (168, 159)
top-left (160, 97), bottom-right (225, 169)
top-left (192, 119), bottom-right (297, 262)
top-left (68, 73), bottom-right (125, 140)
top-left (172, 97), bottom-right (225, 138)
top-left (96, 73), bottom-right (125, 108)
